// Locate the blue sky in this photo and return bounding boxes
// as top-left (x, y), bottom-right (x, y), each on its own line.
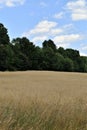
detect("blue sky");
top-left (0, 0), bottom-right (87, 56)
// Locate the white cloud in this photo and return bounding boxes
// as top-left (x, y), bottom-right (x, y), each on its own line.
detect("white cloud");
top-left (54, 34), bottom-right (81, 43)
top-left (54, 12), bottom-right (64, 19)
top-left (22, 20), bottom-right (63, 37)
top-left (36, 20), bottom-right (57, 29)
top-left (22, 20), bottom-right (83, 48)
top-left (50, 29), bottom-right (63, 36)
top-left (53, 34), bottom-right (82, 48)
top-left (66, 0), bottom-right (87, 20)
top-left (0, 0), bottom-right (25, 7)
top-left (31, 36), bottom-right (48, 43)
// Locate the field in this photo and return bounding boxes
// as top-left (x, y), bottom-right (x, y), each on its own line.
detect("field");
top-left (0, 71), bottom-right (87, 129)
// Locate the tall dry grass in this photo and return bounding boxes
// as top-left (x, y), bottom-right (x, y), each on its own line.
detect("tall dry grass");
top-left (0, 71), bottom-right (87, 129)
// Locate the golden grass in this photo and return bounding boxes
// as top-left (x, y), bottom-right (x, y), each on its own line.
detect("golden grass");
top-left (0, 71), bottom-right (87, 129)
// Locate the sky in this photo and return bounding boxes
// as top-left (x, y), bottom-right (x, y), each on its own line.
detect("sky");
top-left (0, 0), bottom-right (87, 56)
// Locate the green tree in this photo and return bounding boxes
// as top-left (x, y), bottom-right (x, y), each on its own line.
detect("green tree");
top-left (42, 47), bottom-right (58, 70)
top-left (0, 45), bottom-right (15, 71)
top-left (0, 46), bottom-right (7, 71)
top-left (14, 52), bottom-right (29, 71)
top-left (55, 53), bottom-right (65, 71)
top-left (63, 58), bottom-right (74, 72)
top-left (78, 56), bottom-right (87, 72)
top-left (31, 47), bottom-right (44, 70)
top-left (57, 47), bottom-right (66, 57)
top-left (42, 39), bottom-right (56, 51)
top-left (11, 37), bottom-right (36, 70)
top-left (4, 45), bottom-right (16, 71)
top-left (65, 49), bottom-right (80, 72)
top-left (65, 48), bottom-right (80, 60)
top-left (0, 23), bottom-right (10, 45)
top-left (12, 37), bottom-right (35, 58)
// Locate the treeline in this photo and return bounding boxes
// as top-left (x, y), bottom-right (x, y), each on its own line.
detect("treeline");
top-left (0, 23), bottom-right (87, 72)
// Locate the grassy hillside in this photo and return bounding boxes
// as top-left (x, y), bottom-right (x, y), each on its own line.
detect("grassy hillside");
top-left (0, 71), bottom-right (87, 129)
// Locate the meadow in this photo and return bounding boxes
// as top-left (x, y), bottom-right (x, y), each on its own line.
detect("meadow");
top-left (0, 71), bottom-right (87, 130)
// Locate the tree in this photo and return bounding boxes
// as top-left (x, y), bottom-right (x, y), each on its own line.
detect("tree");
top-left (65, 48), bottom-right (80, 60)
top-left (0, 23), bottom-right (10, 45)
top-left (31, 47), bottom-right (44, 70)
top-left (12, 37), bottom-right (35, 57)
top-left (78, 56), bottom-right (87, 72)
top-left (42, 39), bottom-right (56, 51)
top-left (11, 37), bottom-right (36, 70)
top-left (55, 53), bottom-right (65, 71)
top-left (0, 45), bottom-right (14, 71)
top-left (63, 58), bottom-right (74, 72)
top-left (57, 47), bottom-right (66, 57)
top-left (14, 52), bottom-right (29, 71)
top-left (0, 46), bottom-right (8, 71)
top-left (65, 48), bottom-right (80, 72)
top-left (4, 45), bottom-right (16, 71)
top-left (42, 47), bottom-right (58, 70)
top-left (0, 23), bottom-right (87, 72)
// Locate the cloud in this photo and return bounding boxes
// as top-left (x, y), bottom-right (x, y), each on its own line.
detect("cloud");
top-left (31, 36), bottom-right (48, 43)
top-left (22, 20), bottom-right (83, 48)
top-left (54, 34), bottom-right (81, 43)
top-left (0, 0), bottom-right (25, 7)
top-left (53, 34), bottom-right (82, 48)
top-left (22, 20), bottom-right (63, 37)
top-left (36, 20), bottom-right (57, 29)
top-left (66, 0), bottom-right (87, 20)
top-left (53, 12), bottom-right (64, 19)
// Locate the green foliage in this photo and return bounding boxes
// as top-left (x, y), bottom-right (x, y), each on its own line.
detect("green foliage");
top-left (31, 47), bottom-right (44, 70)
top-left (0, 23), bottom-right (10, 45)
top-left (42, 39), bottom-right (56, 51)
top-left (58, 47), bottom-right (66, 57)
top-left (79, 56), bottom-right (87, 72)
top-left (63, 58), bottom-right (74, 72)
top-left (0, 22), bottom-right (87, 72)
top-left (0, 45), bottom-right (15, 71)
top-left (65, 48), bottom-right (80, 60)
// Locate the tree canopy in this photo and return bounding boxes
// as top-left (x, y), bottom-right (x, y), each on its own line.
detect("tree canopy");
top-left (0, 23), bottom-right (87, 72)
top-left (0, 23), bottom-right (10, 45)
